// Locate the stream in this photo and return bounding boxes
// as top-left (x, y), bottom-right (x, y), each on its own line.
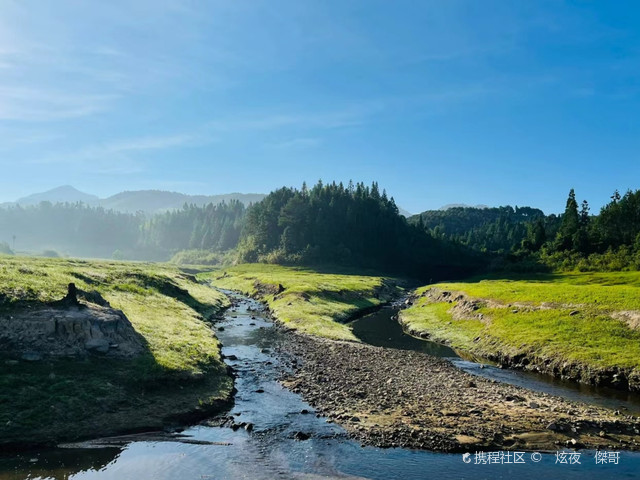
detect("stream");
top-left (350, 305), bottom-right (640, 416)
top-left (2, 293), bottom-right (640, 480)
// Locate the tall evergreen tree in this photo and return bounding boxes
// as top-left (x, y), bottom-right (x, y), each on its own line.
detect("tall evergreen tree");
top-left (555, 189), bottom-right (580, 251)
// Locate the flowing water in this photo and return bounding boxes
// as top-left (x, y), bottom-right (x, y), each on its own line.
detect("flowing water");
top-left (350, 306), bottom-right (640, 415)
top-left (2, 293), bottom-right (640, 480)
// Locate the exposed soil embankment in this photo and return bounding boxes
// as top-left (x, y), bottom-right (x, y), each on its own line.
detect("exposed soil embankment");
top-left (0, 276), bottom-right (233, 450)
top-left (279, 332), bottom-right (640, 452)
top-left (399, 288), bottom-right (640, 392)
top-left (0, 301), bottom-right (145, 361)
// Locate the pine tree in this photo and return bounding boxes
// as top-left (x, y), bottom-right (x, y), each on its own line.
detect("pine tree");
top-left (579, 200), bottom-right (590, 226)
top-left (555, 189), bottom-right (580, 251)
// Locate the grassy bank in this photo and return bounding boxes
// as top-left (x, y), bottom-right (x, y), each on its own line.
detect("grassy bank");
top-left (0, 256), bottom-right (233, 447)
top-left (400, 271), bottom-right (640, 390)
top-left (201, 264), bottom-right (403, 341)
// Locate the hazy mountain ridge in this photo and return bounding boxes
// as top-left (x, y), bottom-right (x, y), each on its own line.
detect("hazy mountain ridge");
top-left (3, 186), bottom-right (266, 215)
top-left (16, 185), bottom-right (100, 206)
top-left (100, 190), bottom-right (267, 214)
top-left (4, 186), bottom-right (414, 217)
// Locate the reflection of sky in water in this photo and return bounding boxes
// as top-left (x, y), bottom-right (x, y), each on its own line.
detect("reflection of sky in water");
top-left (3, 295), bottom-right (640, 480)
top-left (13, 440), bottom-right (640, 480)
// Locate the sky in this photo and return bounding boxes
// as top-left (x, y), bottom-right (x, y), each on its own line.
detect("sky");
top-left (1, 0), bottom-right (639, 214)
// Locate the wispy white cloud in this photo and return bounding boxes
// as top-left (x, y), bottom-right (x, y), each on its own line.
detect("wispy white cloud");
top-left (0, 2), bottom-right (212, 123)
top-left (204, 102), bottom-right (387, 133)
top-left (0, 129), bottom-right (63, 148)
top-left (102, 134), bottom-right (206, 154)
top-left (29, 132), bottom-right (216, 168)
top-left (0, 86), bottom-right (118, 121)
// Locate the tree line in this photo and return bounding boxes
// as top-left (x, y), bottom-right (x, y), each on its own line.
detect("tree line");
top-left (533, 189), bottom-right (640, 271)
top-left (411, 188), bottom-right (640, 271)
top-left (3, 182), bottom-right (640, 275)
top-left (414, 206), bottom-right (552, 254)
top-left (237, 181), bottom-right (482, 278)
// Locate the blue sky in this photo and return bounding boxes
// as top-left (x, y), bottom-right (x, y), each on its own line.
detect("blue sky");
top-left (1, 0), bottom-right (639, 214)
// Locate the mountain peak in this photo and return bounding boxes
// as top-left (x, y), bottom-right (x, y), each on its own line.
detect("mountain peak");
top-left (16, 186), bottom-right (100, 206)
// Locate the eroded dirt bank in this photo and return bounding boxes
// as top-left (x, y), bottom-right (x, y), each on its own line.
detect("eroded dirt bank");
top-left (278, 332), bottom-right (640, 453)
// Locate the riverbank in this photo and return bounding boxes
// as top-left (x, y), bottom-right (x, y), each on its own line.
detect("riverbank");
top-left (399, 272), bottom-right (640, 392)
top-left (201, 263), bottom-right (403, 341)
top-left (279, 331), bottom-right (640, 452)
top-left (0, 256), bottom-right (234, 448)
top-left (201, 265), bottom-right (640, 451)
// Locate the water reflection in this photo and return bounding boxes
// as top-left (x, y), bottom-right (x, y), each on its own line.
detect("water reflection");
top-left (0, 447), bottom-right (121, 480)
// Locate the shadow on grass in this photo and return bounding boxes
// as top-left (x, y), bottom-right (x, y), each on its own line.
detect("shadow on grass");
top-left (69, 270), bottom-right (223, 319)
top-left (0, 278), bottom-right (231, 449)
top-left (0, 326), bottom-right (229, 449)
top-left (450, 271), bottom-right (561, 284)
top-left (272, 261), bottom-right (489, 287)
top-left (313, 290), bottom-right (385, 321)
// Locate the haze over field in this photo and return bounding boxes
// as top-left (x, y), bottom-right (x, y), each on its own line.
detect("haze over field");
top-left (2, 185), bottom-right (266, 214)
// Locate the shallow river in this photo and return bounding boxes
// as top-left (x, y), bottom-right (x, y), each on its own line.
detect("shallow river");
top-left (350, 306), bottom-right (640, 415)
top-left (2, 294), bottom-right (640, 480)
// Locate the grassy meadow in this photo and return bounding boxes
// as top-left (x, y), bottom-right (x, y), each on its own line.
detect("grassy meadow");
top-left (401, 271), bottom-right (640, 387)
top-left (0, 255), bottom-right (233, 447)
top-left (201, 263), bottom-right (403, 341)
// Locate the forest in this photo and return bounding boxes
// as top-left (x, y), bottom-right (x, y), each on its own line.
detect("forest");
top-left (413, 188), bottom-right (640, 271)
top-left (2, 182), bottom-right (640, 276)
top-left (235, 181), bottom-right (480, 278)
top-left (413, 205), bottom-right (553, 253)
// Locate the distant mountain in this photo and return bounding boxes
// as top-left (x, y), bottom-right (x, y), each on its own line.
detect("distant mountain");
top-left (4, 186), bottom-right (266, 215)
top-left (7, 185), bottom-right (409, 217)
top-left (16, 185), bottom-right (99, 206)
top-left (99, 190), bottom-right (266, 214)
top-left (397, 207), bottom-right (412, 217)
top-left (439, 203), bottom-right (489, 210)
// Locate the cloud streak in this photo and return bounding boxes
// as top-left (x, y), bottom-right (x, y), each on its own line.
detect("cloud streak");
top-left (28, 132), bottom-right (216, 168)
top-left (0, 86), bottom-right (118, 122)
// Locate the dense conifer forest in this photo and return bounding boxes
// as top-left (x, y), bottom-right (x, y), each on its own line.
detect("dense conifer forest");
top-left (2, 182), bottom-right (640, 275)
top-left (235, 181), bottom-right (480, 278)
top-left (412, 205), bottom-right (552, 253)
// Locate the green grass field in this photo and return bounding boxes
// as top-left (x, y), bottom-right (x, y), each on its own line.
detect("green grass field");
top-left (0, 255), bottom-right (233, 446)
top-left (401, 271), bottom-right (640, 387)
top-left (201, 263), bottom-right (403, 341)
